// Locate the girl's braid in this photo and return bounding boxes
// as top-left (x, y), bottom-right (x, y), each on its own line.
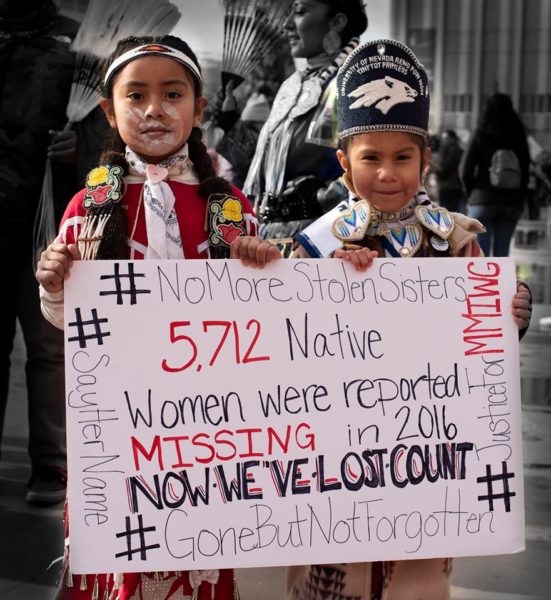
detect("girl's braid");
top-left (188, 126), bottom-right (233, 198)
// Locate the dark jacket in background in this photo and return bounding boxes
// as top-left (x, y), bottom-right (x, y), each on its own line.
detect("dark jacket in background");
top-left (460, 131), bottom-right (530, 209)
top-left (435, 136), bottom-right (463, 194)
top-left (0, 6), bottom-right (73, 478)
top-left (0, 30), bottom-right (75, 238)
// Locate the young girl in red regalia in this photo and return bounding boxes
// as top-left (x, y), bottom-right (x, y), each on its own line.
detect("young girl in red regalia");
top-left (36, 34), bottom-right (277, 600)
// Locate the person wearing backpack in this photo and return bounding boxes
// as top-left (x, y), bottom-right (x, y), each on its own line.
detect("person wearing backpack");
top-left (460, 92), bottom-right (530, 256)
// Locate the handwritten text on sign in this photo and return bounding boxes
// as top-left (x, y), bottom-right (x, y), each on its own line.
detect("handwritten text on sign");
top-left (64, 257), bottom-right (524, 573)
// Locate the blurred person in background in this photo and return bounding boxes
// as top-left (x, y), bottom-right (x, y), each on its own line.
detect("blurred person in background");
top-left (215, 82), bottom-right (274, 188)
top-left (243, 0), bottom-right (369, 243)
top-left (460, 92), bottom-right (530, 256)
top-left (0, 0), bottom-right (74, 504)
top-left (434, 129), bottom-right (466, 214)
top-left (532, 147), bottom-right (551, 219)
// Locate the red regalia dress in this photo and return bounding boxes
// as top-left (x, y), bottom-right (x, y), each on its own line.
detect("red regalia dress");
top-left (58, 180), bottom-right (257, 260)
top-left (51, 172), bottom-right (257, 600)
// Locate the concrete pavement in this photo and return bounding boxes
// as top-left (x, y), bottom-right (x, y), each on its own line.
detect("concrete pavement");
top-left (1, 322), bottom-right (550, 599)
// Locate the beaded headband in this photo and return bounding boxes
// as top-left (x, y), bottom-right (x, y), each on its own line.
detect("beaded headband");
top-left (103, 44), bottom-right (203, 92)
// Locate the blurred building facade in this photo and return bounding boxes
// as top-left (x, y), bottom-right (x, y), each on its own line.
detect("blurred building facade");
top-left (389, 0), bottom-right (551, 406)
top-left (390, 0), bottom-right (551, 147)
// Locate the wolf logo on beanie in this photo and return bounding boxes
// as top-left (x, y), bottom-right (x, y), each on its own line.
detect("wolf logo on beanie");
top-left (337, 39), bottom-right (430, 139)
top-left (348, 75), bottom-right (418, 113)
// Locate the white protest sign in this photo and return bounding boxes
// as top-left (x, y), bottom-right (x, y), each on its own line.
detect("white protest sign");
top-left (64, 257), bottom-right (524, 574)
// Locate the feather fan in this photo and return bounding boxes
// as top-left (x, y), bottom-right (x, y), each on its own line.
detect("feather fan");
top-left (221, 0), bottom-right (292, 89)
top-left (65, 0), bottom-right (181, 126)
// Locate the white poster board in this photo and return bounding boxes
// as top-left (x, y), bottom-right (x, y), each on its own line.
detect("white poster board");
top-left (64, 257), bottom-right (524, 574)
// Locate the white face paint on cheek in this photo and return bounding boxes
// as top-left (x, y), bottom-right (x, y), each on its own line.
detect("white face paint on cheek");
top-left (163, 102), bottom-right (180, 119)
top-left (118, 108), bottom-right (149, 153)
top-left (116, 101), bottom-right (191, 159)
top-left (127, 107), bottom-right (145, 123)
top-left (161, 101), bottom-right (185, 141)
top-left (137, 102), bottom-right (186, 153)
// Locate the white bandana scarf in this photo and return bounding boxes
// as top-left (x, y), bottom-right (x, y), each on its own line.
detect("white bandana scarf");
top-left (125, 145), bottom-right (198, 259)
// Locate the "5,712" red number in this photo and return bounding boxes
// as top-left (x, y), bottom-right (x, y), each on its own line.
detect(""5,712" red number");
top-left (161, 319), bottom-right (270, 373)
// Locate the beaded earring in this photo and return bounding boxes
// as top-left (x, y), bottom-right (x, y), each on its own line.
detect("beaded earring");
top-left (322, 29), bottom-right (341, 55)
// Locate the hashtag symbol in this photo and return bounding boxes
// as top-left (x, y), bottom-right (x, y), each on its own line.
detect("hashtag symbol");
top-left (477, 461), bottom-right (516, 512)
top-left (100, 262), bottom-right (151, 305)
top-left (115, 514), bottom-right (160, 561)
top-left (67, 308), bottom-right (110, 348)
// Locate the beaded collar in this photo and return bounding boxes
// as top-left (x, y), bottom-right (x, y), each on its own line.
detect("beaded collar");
top-left (304, 53), bottom-right (333, 76)
top-left (369, 197), bottom-right (417, 224)
top-left (361, 189), bottom-right (453, 257)
top-left (364, 189), bottom-right (430, 236)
